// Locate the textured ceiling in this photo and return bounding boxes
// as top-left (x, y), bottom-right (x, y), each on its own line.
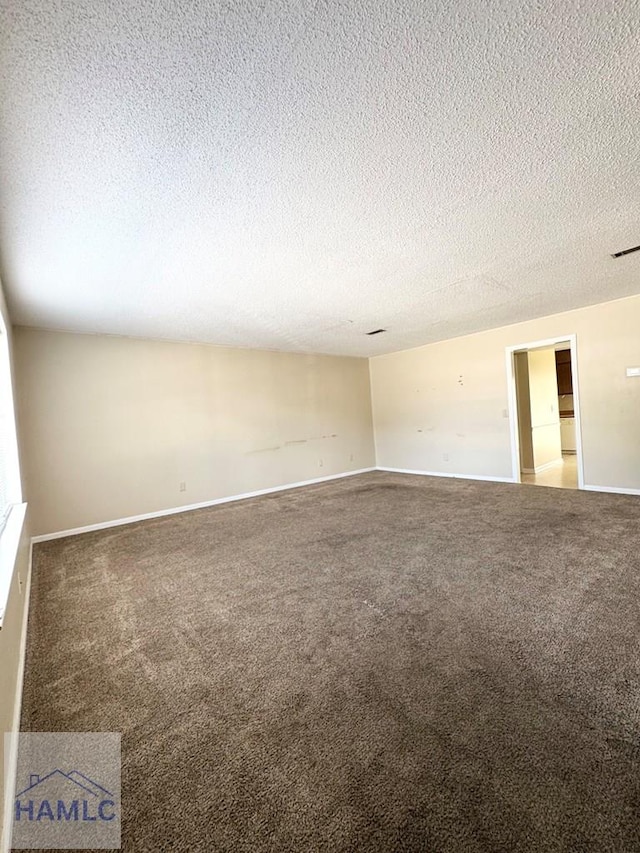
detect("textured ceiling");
top-left (1, 0), bottom-right (639, 357)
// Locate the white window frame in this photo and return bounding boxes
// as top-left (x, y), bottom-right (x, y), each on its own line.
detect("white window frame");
top-left (0, 311), bottom-right (26, 627)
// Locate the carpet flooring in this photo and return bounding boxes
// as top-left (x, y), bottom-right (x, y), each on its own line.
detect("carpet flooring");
top-left (20, 472), bottom-right (640, 852)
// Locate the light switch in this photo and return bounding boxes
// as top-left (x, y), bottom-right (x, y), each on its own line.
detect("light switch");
top-left (626, 367), bottom-right (640, 377)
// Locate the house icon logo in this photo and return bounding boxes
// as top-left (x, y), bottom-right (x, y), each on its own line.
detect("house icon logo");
top-left (15, 769), bottom-right (117, 823)
top-left (7, 730), bottom-right (121, 849)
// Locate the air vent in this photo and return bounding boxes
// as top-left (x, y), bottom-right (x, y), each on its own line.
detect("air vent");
top-left (366, 328), bottom-right (386, 336)
top-left (611, 244), bottom-right (640, 258)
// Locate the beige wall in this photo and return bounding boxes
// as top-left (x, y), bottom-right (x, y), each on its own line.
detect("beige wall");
top-left (514, 351), bottom-right (534, 472)
top-left (15, 329), bottom-right (375, 536)
top-left (0, 285), bottom-right (31, 850)
top-left (12, 292), bottom-right (640, 539)
top-left (370, 294), bottom-right (640, 490)
top-left (526, 348), bottom-right (562, 471)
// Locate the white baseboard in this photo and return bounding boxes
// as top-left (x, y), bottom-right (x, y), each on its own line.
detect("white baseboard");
top-left (522, 458), bottom-right (563, 475)
top-left (378, 467), bottom-right (640, 497)
top-left (1, 540), bottom-right (33, 853)
top-left (582, 484), bottom-right (640, 497)
top-left (376, 466), bottom-right (515, 484)
top-left (30, 468), bottom-right (377, 543)
top-left (28, 465), bottom-right (640, 546)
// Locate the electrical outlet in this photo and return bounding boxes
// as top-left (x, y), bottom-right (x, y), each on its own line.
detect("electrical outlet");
top-left (319, 459), bottom-right (324, 468)
top-left (443, 453), bottom-right (449, 462)
top-left (349, 453), bottom-right (354, 462)
top-left (179, 482), bottom-right (186, 492)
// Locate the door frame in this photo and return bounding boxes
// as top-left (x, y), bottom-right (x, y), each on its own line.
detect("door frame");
top-left (505, 334), bottom-right (585, 488)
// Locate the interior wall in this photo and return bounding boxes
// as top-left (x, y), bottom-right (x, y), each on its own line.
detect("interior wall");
top-left (0, 284), bottom-right (31, 850)
top-left (370, 293), bottom-right (640, 491)
top-left (526, 348), bottom-right (562, 471)
top-left (514, 352), bottom-right (534, 472)
top-left (15, 329), bottom-right (376, 536)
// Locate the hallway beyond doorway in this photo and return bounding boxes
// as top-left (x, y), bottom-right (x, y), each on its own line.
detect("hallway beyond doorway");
top-left (521, 453), bottom-right (578, 489)
top-left (506, 333), bottom-right (584, 491)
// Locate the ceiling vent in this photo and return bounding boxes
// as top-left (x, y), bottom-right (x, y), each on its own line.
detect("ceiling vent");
top-left (366, 328), bottom-right (386, 336)
top-left (611, 244), bottom-right (640, 258)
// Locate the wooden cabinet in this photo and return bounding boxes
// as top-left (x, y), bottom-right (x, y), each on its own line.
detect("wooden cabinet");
top-left (555, 350), bottom-right (573, 395)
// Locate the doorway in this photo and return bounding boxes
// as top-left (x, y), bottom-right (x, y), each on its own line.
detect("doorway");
top-left (506, 335), bottom-right (584, 489)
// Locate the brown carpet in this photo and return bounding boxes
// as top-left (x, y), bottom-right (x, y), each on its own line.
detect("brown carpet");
top-left (21, 472), bottom-right (640, 852)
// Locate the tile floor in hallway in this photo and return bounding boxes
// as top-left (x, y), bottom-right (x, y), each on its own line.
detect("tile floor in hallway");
top-left (521, 453), bottom-right (578, 490)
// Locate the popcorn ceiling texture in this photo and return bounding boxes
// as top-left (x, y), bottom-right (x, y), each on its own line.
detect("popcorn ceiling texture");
top-left (1, 0), bottom-right (639, 356)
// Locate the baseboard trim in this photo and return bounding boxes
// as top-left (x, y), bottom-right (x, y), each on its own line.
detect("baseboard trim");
top-left (1, 540), bottom-right (33, 853)
top-left (376, 467), bottom-right (515, 484)
top-left (376, 469), bottom-right (640, 496)
top-left (30, 468), bottom-right (377, 543)
top-left (522, 458), bottom-right (563, 475)
top-left (582, 484), bottom-right (640, 497)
